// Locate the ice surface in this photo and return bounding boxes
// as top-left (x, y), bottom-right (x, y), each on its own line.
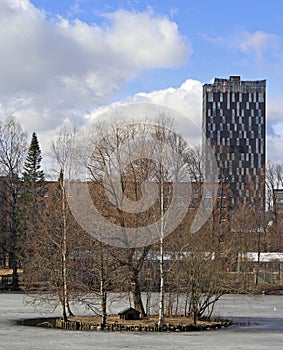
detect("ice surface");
top-left (0, 293), bottom-right (283, 350)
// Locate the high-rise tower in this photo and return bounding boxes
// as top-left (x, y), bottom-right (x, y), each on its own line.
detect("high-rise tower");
top-left (203, 76), bottom-right (266, 207)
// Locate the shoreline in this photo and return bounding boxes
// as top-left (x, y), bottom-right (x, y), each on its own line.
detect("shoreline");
top-left (18, 315), bottom-right (232, 332)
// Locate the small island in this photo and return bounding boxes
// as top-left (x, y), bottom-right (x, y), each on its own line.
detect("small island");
top-left (19, 314), bottom-right (232, 332)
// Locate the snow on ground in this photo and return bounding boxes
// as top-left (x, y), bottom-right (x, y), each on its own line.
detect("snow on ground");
top-left (0, 293), bottom-right (283, 350)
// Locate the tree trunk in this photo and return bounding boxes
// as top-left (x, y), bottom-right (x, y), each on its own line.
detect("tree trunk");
top-left (158, 177), bottom-right (164, 328)
top-left (99, 243), bottom-right (107, 328)
top-left (11, 188), bottom-right (18, 288)
top-left (132, 271), bottom-right (146, 317)
top-left (61, 176), bottom-right (73, 320)
top-left (255, 230), bottom-right (261, 285)
top-left (158, 240), bottom-right (164, 327)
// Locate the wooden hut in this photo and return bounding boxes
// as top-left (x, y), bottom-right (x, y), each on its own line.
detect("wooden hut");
top-left (118, 307), bottom-right (140, 320)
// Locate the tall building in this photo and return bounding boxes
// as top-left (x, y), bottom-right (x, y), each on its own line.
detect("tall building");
top-left (203, 76), bottom-right (266, 207)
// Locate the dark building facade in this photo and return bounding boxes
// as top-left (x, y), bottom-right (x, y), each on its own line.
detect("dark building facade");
top-left (203, 76), bottom-right (266, 207)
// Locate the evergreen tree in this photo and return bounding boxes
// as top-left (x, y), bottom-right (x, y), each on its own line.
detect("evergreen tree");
top-left (17, 132), bottom-right (45, 278)
top-left (18, 132), bottom-right (45, 247)
top-left (22, 132), bottom-right (45, 197)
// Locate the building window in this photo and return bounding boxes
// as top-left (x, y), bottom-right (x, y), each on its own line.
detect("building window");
top-left (258, 93), bottom-right (264, 102)
top-left (232, 93), bottom-right (235, 102)
top-left (208, 92), bottom-right (213, 102)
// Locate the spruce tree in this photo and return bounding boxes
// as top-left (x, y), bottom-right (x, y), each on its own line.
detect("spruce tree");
top-left (23, 132), bottom-right (45, 192)
top-left (20, 132), bottom-right (45, 232)
top-left (19, 132), bottom-right (45, 263)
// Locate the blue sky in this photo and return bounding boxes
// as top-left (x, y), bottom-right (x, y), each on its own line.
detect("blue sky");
top-left (1, 0), bottom-right (283, 165)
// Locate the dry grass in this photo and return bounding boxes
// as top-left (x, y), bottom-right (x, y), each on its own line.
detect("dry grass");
top-left (69, 315), bottom-right (221, 327)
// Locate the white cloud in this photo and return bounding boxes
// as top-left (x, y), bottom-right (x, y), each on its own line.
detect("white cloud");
top-left (0, 0), bottom-right (189, 140)
top-left (232, 31), bottom-right (280, 64)
top-left (267, 135), bottom-right (283, 164)
top-left (202, 30), bottom-right (281, 66)
top-left (85, 79), bottom-right (203, 145)
top-left (266, 98), bottom-right (283, 163)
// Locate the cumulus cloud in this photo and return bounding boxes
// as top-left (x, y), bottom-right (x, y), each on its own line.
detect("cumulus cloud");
top-left (85, 79), bottom-right (203, 145)
top-left (0, 0), bottom-right (189, 134)
top-left (266, 98), bottom-right (283, 162)
top-left (0, 0), bottom-right (190, 172)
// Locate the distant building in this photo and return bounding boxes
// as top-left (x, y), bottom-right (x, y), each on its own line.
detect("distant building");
top-left (203, 76), bottom-right (266, 207)
top-left (274, 189), bottom-right (283, 212)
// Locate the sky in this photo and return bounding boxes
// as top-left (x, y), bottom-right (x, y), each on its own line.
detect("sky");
top-left (1, 0), bottom-right (283, 170)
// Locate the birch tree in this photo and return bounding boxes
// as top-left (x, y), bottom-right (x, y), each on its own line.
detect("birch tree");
top-left (52, 122), bottom-right (76, 320)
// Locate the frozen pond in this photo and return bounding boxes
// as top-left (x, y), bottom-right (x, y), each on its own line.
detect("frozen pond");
top-left (0, 292), bottom-right (283, 349)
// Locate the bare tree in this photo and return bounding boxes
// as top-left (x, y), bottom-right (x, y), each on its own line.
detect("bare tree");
top-left (22, 176), bottom-right (85, 318)
top-left (78, 116), bottom-right (190, 325)
top-left (266, 161), bottom-right (283, 251)
top-left (80, 120), bottom-right (153, 318)
top-left (52, 121), bottom-right (77, 319)
top-left (0, 118), bottom-right (27, 287)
